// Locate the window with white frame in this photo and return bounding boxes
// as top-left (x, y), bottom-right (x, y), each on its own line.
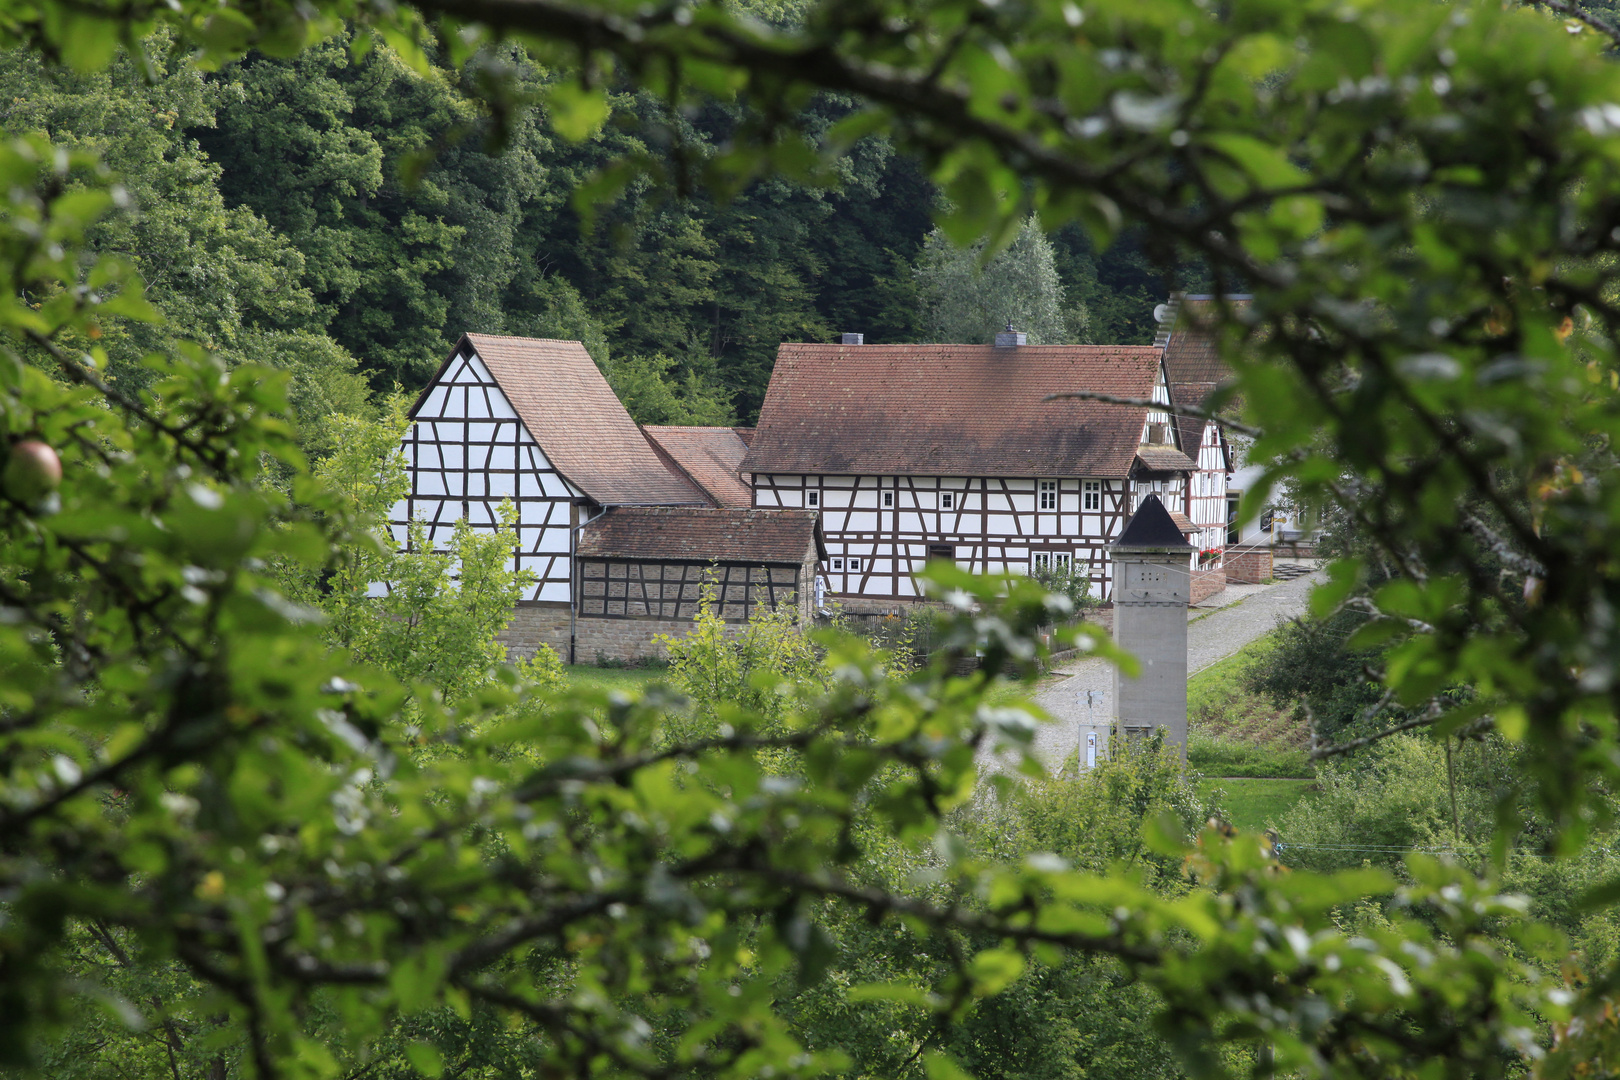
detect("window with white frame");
top-left (848, 557), bottom-right (861, 572)
top-left (832, 558), bottom-right (842, 570)
top-left (941, 491), bottom-right (954, 509)
top-left (807, 489), bottom-right (818, 507)
top-left (883, 490), bottom-right (894, 508)
top-left (1039, 479), bottom-right (1057, 510)
top-left (1032, 550), bottom-right (1074, 571)
top-left (1082, 480), bottom-right (1101, 511)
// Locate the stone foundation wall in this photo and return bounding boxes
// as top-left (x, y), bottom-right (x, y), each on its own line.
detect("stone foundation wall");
top-left (1190, 567), bottom-right (1226, 605)
top-left (1225, 547), bottom-right (1274, 584)
top-left (501, 601), bottom-right (571, 661)
top-left (574, 614), bottom-right (748, 665)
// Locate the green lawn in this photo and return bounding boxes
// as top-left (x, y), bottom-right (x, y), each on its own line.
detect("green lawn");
top-left (563, 664), bottom-right (669, 694)
top-left (1197, 777), bottom-right (1318, 831)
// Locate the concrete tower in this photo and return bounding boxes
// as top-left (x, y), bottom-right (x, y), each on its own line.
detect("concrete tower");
top-left (1110, 494), bottom-right (1193, 759)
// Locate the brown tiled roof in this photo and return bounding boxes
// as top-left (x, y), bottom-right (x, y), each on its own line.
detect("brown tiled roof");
top-left (1168, 510), bottom-right (1199, 534)
top-left (741, 343), bottom-right (1168, 478)
top-left (424, 335), bottom-right (706, 507)
top-left (578, 507), bottom-right (825, 564)
top-left (1163, 298), bottom-right (1245, 456)
top-left (1134, 446), bottom-right (1198, 473)
top-left (644, 426), bottom-right (753, 508)
top-left (732, 427), bottom-right (756, 447)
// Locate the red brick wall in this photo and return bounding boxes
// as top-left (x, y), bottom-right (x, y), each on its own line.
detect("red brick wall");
top-left (1225, 547), bottom-right (1273, 584)
top-left (1191, 568), bottom-right (1226, 605)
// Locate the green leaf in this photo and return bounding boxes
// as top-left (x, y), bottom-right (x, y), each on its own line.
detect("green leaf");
top-left (405, 1043), bottom-right (444, 1078)
top-left (1309, 558), bottom-right (1361, 619)
top-left (968, 948), bottom-right (1025, 995)
top-left (547, 83), bottom-right (611, 143)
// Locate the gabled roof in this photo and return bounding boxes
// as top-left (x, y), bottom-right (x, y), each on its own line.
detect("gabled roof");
top-left (578, 507), bottom-right (825, 564)
top-left (1134, 446), bottom-right (1198, 473)
top-left (740, 343), bottom-right (1170, 478)
top-left (1112, 494), bottom-right (1192, 549)
top-left (644, 426), bottom-right (753, 508)
top-left (417, 334), bottom-right (707, 507)
top-left (1162, 296), bottom-right (1247, 459)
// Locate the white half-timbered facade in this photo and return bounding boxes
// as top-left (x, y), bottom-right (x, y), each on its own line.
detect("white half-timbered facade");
top-left (1158, 295), bottom-right (1237, 555)
top-left (742, 341), bottom-right (1196, 605)
top-left (391, 334), bottom-right (708, 603)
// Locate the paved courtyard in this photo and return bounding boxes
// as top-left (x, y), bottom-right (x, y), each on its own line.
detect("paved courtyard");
top-left (982, 560), bottom-right (1324, 774)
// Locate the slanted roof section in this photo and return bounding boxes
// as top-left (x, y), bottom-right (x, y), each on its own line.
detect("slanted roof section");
top-left (578, 507), bottom-right (825, 564)
top-left (1162, 297), bottom-right (1247, 457)
top-left (741, 343), bottom-right (1167, 478)
top-left (1167, 510), bottom-right (1199, 535)
top-left (423, 334), bottom-right (705, 507)
top-left (1134, 446), bottom-right (1198, 473)
top-left (644, 426), bottom-right (753, 508)
top-left (1112, 494), bottom-right (1193, 549)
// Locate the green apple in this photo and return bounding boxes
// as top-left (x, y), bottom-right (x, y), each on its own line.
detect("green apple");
top-left (3, 439), bottom-right (62, 505)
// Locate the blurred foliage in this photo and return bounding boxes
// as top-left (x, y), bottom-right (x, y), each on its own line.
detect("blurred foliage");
top-left (9, 1), bottom-right (1620, 1080)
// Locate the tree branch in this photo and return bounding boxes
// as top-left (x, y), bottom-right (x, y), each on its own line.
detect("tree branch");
top-left (1040, 390), bottom-right (1261, 438)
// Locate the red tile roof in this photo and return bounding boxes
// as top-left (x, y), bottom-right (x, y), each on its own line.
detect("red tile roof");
top-left (740, 343), bottom-right (1169, 478)
top-left (1134, 446), bottom-right (1198, 473)
top-left (644, 426), bottom-right (753, 507)
top-left (423, 335), bottom-right (707, 507)
top-left (1163, 298), bottom-right (1244, 457)
top-left (578, 507), bottom-right (825, 564)
top-left (1168, 510), bottom-right (1199, 534)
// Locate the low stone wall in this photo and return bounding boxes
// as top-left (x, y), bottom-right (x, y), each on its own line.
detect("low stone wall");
top-left (575, 614), bottom-right (745, 665)
top-left (1190, 567), bottom-right (1226, 605)
top-left (501, 601), bottom-right (570, 661)
top-left (502, 602), bottom-right (744, 666)
top-left (1225, 547), bottom-right (1274, 584)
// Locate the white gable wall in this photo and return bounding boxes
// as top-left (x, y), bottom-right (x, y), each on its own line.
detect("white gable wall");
top-left (391, 347), bottom-right (585, 603)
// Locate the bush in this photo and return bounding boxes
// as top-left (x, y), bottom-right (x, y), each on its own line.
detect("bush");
top-left (1029, 560), bottom-right (1101, 617)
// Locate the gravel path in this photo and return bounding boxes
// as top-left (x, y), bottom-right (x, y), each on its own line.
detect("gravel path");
top-left (983, 562), bottom-right (1324, 774)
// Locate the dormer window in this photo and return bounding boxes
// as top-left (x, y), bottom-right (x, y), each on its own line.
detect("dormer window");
top-left (1039, 480), bottom-right (1057, 510)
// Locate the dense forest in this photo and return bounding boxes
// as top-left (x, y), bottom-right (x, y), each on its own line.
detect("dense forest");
top-left (0, 31), bottom-right (1190, 428)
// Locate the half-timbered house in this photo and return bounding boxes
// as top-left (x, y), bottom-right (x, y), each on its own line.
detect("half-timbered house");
top-left (740, 338), bottom-right (1198, 607)
top-left (1157, 296), bottom-right (1236, 555)
top-left (393, 334), bottom-right (819, 662)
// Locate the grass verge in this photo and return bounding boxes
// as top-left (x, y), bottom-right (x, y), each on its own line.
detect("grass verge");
top-left (1197, 777), bottom-right (1318, 831)
top-left (564, 665), bottom-right (668, 694)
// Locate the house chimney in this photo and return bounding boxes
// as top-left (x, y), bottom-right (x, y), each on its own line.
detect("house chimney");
top-left (841, 332), bottom-right (864, 345)
top-left (994, 323), bottom-right (1027, 348)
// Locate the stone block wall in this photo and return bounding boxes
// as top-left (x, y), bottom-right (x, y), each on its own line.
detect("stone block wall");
top-left (574, 614), bottom-right (748, 665)
top-left (1190, 567), bottom-right (1226, 605)
top-left (501, 601), bottom-right (571, 661)
top-left (1225, 547), bottom-right (1274, 584)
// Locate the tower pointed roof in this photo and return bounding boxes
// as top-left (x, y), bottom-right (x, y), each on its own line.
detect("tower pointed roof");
top-left (1112, 494), bottom-right (1193, 549)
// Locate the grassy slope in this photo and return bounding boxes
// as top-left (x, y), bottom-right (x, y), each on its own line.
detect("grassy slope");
top-left (1186, 630), bottom-right (1319, 825)
top-left (1197, 778), bottom-right (1318, 831)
